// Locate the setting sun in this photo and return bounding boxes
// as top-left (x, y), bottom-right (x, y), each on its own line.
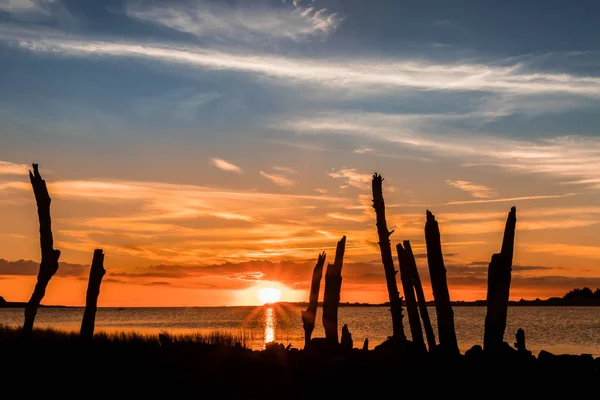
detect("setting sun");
top-left (257, 288), bottom-right (282, 305)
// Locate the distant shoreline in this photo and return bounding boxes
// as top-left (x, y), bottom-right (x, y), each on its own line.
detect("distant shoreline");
top-left (2, 298), bottom-right (600, 308)
top-left (0, 302), bottom-right (69, 309)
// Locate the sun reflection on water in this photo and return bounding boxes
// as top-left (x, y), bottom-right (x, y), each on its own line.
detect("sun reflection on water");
top-left (264, 306), bottom-right (275, 347)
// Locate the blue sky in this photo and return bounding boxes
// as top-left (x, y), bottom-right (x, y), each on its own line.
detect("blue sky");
top-left (1, 0), bottom-right (600, 305)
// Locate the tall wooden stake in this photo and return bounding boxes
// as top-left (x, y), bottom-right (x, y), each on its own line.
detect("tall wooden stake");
top-left (425, 210), bottom-right (459, 354)
top-left (323, 236), bottom-right (346, 344)
top-left (403, 241), bottom-right (436, 351)
top-left (397, 242), bottom-right (425, 351)
top-left (371, 173), bottom-right (406, 340)
top-left (23, 164), bottom-right (61, 336)
top-left (484, 207), bottom-right (517, 351)
top-left (301, 251), bottom-right (326, 348)
top-left (80, 249), bottom-right (106, 340)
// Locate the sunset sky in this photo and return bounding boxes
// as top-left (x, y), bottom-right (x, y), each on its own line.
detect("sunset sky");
top-left (1, 0), bottom-right (600, 307)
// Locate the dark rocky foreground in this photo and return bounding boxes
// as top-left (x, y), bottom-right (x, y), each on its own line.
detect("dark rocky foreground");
top-left (1, 331), bottom-right (598, 399)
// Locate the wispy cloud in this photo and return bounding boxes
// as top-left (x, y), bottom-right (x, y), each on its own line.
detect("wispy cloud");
top-left (0, 161), bottom-right (29, 175)
top-left (353, 147), bottom-right (373, 154)
top-left (0, 0), bottom-right (52, 16)
top-left (287, 111), bottom-right (600, 189)
top-left (446, 180), bottom-right (497, 199)
top-left (209, 158), bottom-right (243, 173)
top-left (443, 193), bottom-right (578, 206)
top-left (126, 0), bottom-right (343, 44)
top-left (273, 166), bottom-right (296, 174)
top-left (526, 243), bottom-right (600, 260)
top-left (328, 168), bottom-right (371, 190)
top-left (0, 0), bottom-right (76, 24)
top-left (3, 174), bottom-right (599, 270)
top-left (260, 171), bottom-right (294, 187)
top-left (327, 212), bottom-right (368, 223)
top-left (0, 176), bottom-right (354, 263)
top-left (4, 30), bottom-right (600, 98)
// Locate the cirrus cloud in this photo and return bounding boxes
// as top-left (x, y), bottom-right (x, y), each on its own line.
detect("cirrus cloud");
top-left (446, 180), bottom-right (498, 199)
top-left (209, 157), bottom-right (243, 173)
top-left (260, 171), bottom-right (295, 187)
top-left (0, 161), bottom-right (29, 175)
top-left (126, 0), bottom-right (344, 45)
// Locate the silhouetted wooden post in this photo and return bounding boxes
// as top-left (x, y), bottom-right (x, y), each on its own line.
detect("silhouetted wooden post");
top-left (372, 173), bottom-right (406, 340)
top-left (403, 240), bottom-right (436, 351)
top-left (397, 242), bottom-right (425, 351)
top-left (301, 251), bottom-right (326, 348)
top-left (425, 210), bottom-right (459, 354)
top-left (23, 164), bottom-right (61, 336)
top-left (484, 207), bottom-right (517, 352)
top-left (80, 249), bottom-right (106, 340)
top-left (322, 236), bottom-right (346, 344)
top-left (514, 328), bottom-right (526, 353)
top-left (340, 324), bottom-right (353, 351)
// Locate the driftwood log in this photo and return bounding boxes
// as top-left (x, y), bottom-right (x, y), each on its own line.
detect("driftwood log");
top-left (425, 210), bottom-right (459, 354)
top-left (301, 251), bottom-right (326, 348)
top-left (80, 249), bottom-right (106, 340)
top-left (484, 206), bottom-right (517, 351)
top-left (397, 242), bottom-right (425, 351)
top-left (372, 173), bottom-right (406, 340)
top-left (23, 164), bottom-right (61, 336)
top-left (323, 236), bottom-right (346, 344)
top-left (403, 240), bottom-right (436, 351)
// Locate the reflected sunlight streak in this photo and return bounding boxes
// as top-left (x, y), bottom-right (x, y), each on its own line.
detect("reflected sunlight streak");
top-left (264, 306), bottom-right (275, 346)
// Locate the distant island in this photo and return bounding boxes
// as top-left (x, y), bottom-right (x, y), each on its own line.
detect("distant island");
top-left (2, 287), bottom-right (599, 308)
top-left (286, 287), bottom-right (600, 307)
top-left (0, 296), bottom-right (68, 308)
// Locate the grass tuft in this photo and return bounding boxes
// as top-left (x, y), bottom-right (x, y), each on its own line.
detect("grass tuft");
top-left (0, 323), bottom-right (250, 348)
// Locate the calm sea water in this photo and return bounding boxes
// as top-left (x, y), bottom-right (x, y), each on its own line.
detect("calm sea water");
top-left (1, 305), bottom-right (599, 356)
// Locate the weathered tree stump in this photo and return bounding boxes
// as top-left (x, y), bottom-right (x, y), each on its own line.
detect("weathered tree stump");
top-left (403, 240), bottom-right (436, 351)
top-left (425, 210), bottom-right (459, 354)
top-left (484, 207), bottom-right (517, 352)
top-left (23, 164), bottom-right (61, 336)
top-left (515, 328), bottom-right (526, 352)
top-left (341, 324), bottom-right (353, 351)
top-left (323, 236), bottom-right (346, 344)
top-left (80, 249), bottom-right (106, 340)
top-left (301, 251), bottom-right (326, 348)
top-left (372, 173), bottom-right (406, 340)
top-left (397, 242), bottom-right (425, 351)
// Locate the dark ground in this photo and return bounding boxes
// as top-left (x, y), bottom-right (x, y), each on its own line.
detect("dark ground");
top-left (0, 327), bottom-right (598, 399)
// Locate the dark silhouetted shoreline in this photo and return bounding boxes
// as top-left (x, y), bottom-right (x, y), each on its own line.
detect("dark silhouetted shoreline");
top-left (0, 324), bottom-right (597, 398)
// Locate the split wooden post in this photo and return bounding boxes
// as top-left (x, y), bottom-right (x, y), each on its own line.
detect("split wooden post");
top-left (80, 249), bottom-right (106, 340)
top-left (484, 207), bottom-right (517, 351)
top-left (323, 236), bottom-right (346, 344)
top-left (403, 241), bottom-right (436, 351)
top-left (425, 210), bottom-right (459, 354)
top-left (301, 251), bottom-right (326, 347)
top-left (397, 242), bottom-right (425, 351)
top-left (23, 164), bottom-right (61, 336)
top-left (372, 173), bottom-right (406, 340)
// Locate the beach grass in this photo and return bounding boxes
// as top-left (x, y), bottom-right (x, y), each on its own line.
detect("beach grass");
top-left (0, 323), bottom-right (598, 398)
top-left (0, 323), bottom-right (251, 348)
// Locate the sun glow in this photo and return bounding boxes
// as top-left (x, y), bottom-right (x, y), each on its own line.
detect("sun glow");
top-left (257, 288), bottom-right (282, 305)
